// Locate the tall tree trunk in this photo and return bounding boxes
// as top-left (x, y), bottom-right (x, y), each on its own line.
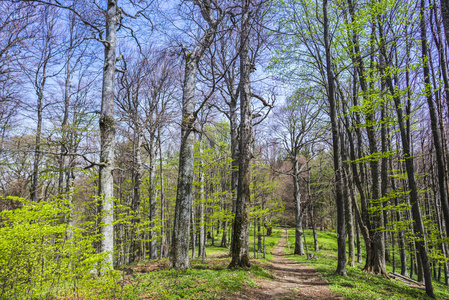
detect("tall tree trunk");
top-left (341, 67), bottom-right (371, 267)
top-left (130, 129), bottom-right (143, 262)
top-left (309, 206), bottom-right (319, 252)
top-left (170, 58), bottom-right (197, 270)
top-left (148, 134), bottom-right (158, 260)
top-left (421, 0), bottom-right (449, 244)
top-left (340, 132), bottom-right (354, 267)
top-left (440, 0), bottom-right (449, 46)
top-left (58, 24), bottom-right (72, 196)
top-left (191, 205), bottom-right (196, 259)
top-left (170, 0), bottom-right (219, 271)
top-left (389, 138), bottom-right (408, 276)
top-left (98, 0), bottom-right (118, 271)
top-left (431, 1), bottom-right (449, 124)
top-left (221, 222), bottom-right (228, 248)
top-left (293, 158), bottom-right (305, 255)
top-left (229, 82), bottom-right (239, 253)
top-left (343, 166), bottom-right (355, 267)
top-left (386, 45), bottom-right (435, 299)
top-left (198, 136), bottom-right (206, 262)
top-left (356, 220), bottom-right (362, 263)
top-left (346, 1), bottom-right (385, 274)
top-left (380, 70), bottom-right (390, 264)
top-left (31, 90), bottom-right (43, 202)
top-left (229, 0), bottom-right (251, 268)
top-left (158, 131), bottom-right (167, 259)
top-left (323, 0), bottom-right (346, 276)
top-left (363, 22), bottom-right (385, 276)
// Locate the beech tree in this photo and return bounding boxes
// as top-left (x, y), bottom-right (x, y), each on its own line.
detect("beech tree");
top-left (170, 0), bottom-right (226, 271)
top-left (229, 0), bottom-right (252, 269)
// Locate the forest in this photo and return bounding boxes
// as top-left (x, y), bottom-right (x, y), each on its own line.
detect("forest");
top-left (1, 0), bottom-right (449, 298)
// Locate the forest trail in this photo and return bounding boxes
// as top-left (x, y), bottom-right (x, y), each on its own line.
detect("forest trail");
top-left (234, 230), bottom-right (341, 300)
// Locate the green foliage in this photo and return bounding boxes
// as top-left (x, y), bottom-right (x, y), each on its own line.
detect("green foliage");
top-left (0, 196), bottom-right (117, 299)
top-left (250, 163), bottom-right (285, 222)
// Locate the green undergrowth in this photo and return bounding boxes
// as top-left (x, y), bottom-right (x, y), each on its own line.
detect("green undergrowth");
top-left (121, 228), bottom-right (282, 299)
top-left (0, 207), bottom-right (283, 300)
top-left (122, 259), bottom-right (272, 299)
top-left (284, 229), bottom-right (449, 300)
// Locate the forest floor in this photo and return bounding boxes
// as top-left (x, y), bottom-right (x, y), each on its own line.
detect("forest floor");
top-left (114, 228), bottom-right (449, 299)
top-left (234, 230), bottom-right (340, 300)
top-left (283, 229), bottom-right (449, 300)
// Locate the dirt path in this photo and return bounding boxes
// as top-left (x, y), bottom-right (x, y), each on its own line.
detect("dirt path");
top-left (234, 230), bottom-right (341, 300)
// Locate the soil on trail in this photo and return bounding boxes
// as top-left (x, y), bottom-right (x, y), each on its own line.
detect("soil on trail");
top-left (233, 230), bottom-right (341, 300)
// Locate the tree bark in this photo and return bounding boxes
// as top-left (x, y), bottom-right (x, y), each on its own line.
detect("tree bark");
top-left (229, 0), bottom-right (251, 269)
top-left (309, 206), bottom-right (319, 252)
top-left (380, 71), bottom-right (390, 264)
top-left (158, 131), bottom-right (167, 259)
top-left (130, 129), bottom-right (143, 262)
top-left (388, 139), bottom-right (408, 276)
top-left (340, 131), bottom-right (354, 267)
top-left (169, 0), bottom-right (219, 270)
top-left (421, 0), bottom-right (449, 246)
top-left (148, 133), bottom-right (158, 260)
top-left (346, 0), bottom-right (386, 274)
top-left (440, 0), bottom-right (449, 46)
top-left (293, 158), bottom-right (305, 255)
top-left (98, 0), bottom-right (118, 271)
top-left (386, 41), bottom-right (435, 299)
top-left (323, 0), bottom-right (346, 276)
top-left (198, 136), bottom-right (206, 262)
top-left (170, 58), bottom-right (197, 270)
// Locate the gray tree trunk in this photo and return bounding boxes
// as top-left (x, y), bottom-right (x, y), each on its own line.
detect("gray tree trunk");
top-left (229, 0), bottom-right (251, 269)
top-left (191, 205), bottom-right (196, 259)
top-left (387, 43), bottom-right (435, 300)
top-left (148, 134), bottom-right (158, 260)
top-left (170, 2), bottom-right (219, 269)
top-left (343, 165), bottom-right (355, 267)
top-left (380, 75), bottom-right (390, 264)
top-left (31, 88), bottom-right (43, 202)
top-left (293, 159), bottom-right (304, 255)
top-left (229, 75), bottom-right (239, 253)
top-left (323, 0), bottom-right (346, 276)
top-left (170, 58), bottom-right (197, 270)
top-left (158, 131), bottom-right (167, 259)
top-left (308, 206), bottom-right (319, 252)
top-left (98, 0), bottom-right (118, 271)
top-left (356, 221), bottom-right (362, 263)
top-left (440, 0), bottom-right (449, 47)
top-left (198, 137), bottom-right (206, 261)
top-left (130, 129), bottom-right (143, 262)
top-left (421, 0), bottom-right (449, 248)
top-left (389, 150), bottom-right (408, 276)
top-left (340, 131), bottom-right (354, 267)
top-left (59, 34), bottom-right (72, 196)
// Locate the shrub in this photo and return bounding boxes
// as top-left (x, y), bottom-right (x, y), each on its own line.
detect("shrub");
top-left (0, 197), bottom-right (110, 299)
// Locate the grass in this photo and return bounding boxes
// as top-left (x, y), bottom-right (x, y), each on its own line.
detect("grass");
top-left (59, 226), bottom-right (449, 299)
top-left (121, 259), bottom-right (272, 299)
top-left (119, 228), bottom-right (282, 299)
top-left (283, 228), bottom-right (449, 300)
